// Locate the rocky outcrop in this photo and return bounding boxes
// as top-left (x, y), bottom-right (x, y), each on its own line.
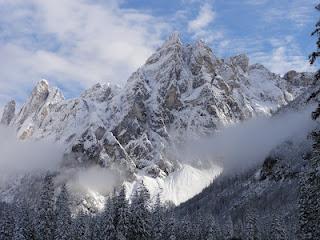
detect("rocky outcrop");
top-left (1, 100), bottom-right (16, 125)
top-left (11, 79), bottom-right (65, 139)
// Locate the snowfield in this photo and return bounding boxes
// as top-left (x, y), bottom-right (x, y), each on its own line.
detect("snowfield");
top-left (126, 164), bottom-right (223, 205)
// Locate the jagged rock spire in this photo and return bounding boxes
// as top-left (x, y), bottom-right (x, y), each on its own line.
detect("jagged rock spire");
top-left (161, 31), bottom-right (182, 48)
top-left (0, 100), bottom-right (16, 125)
top-left (14, 79), bottom-right (64, 127)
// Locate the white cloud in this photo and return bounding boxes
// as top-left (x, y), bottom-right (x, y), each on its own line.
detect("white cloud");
top-left (186, 2), bottom-right (223, 44)
top-left (216, 34), bottom-right (315, 75)
top-left (178, 105), bottom-right (316, 172)
top-left (188, 3), bottom-right (215, 33)
top-left (0, 0), bottom-right (170, 105)
top-left (251, 46), bottom-right (315, 75)
top-left (0, 126), bottom-right (63, 174)
top-left (263, 1), bottom-right (317, 27)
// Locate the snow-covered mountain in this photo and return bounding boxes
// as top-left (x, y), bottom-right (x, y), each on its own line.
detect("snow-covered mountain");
top-left (0, 33), bottom-right (315, 206)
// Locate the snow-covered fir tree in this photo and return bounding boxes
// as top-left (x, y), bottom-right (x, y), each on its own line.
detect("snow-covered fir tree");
top-left (270, 213), bottom-right (288, 240)
top-left (152, 194), bottom-right (165, 240)
top-left (129, 183), bottom-right (152, 240)
top-left (14, 202), bottom-right (35, 240)
top-left (115, 186), bottom-right (130, 240)
top-left (206, 216), bottom-right (220, 240)
top-left (245, 208), bottom-right (259, 240)
top-left (74, 210), bottom-right (91, 240)
top-left (54, 184), bottom-right (72, 240)
top-left (0, 202), bottom-right (15, 240)
top-left (177, 217), bottom-right (192, 240)
top-left (298, 132), bottom-right (320, 240)
top-left (35, 173), bottom-right (55, 240)
top-left (224, 214), bottom-right (234, 239)
top-left (165, 214), bottom-right (176, 240)
top-left (233, 218), bottom-right (244, 239)
top-left (101, 196), bottom-right (117, 240)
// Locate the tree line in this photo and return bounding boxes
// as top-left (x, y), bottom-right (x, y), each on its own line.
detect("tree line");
top-left (0, 172), bottom-right (293, 240)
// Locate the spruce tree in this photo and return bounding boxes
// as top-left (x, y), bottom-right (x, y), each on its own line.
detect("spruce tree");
top-left (177, 217), bottom-right (192, 240)
top-left (91, 214), bottom-right (103, 240)
top-left (165, 214), bottom-right (176, 240)
top-left (129, 183), bottom-right (151, 240)
top-left (14, 202), bottom-right (35, 240)
top-left (206, 216), bottom-right (220, 240)
top-left (54, 184), bottom-right (72, 240)
top-left (152, 194), bottom-right (165, 240)
top-left (115, 186), bottom-right (130, 240)
top-left (233, 218), bottom-right (244, 240)
top-left (224, 214), bottom-right (234, 239)
top-left (74, 210), bottom-right (90, 240)
top-left (270, 214), bottom-right (287, 240)
top-left (0, 202), bottom-right (15, 240)
top-left (245, 208), bottom-right (259, 240)
top-left (298, 5), bottom-right (320, 238)
top-left (101, 196), bottom-right (116, 240)
top-left (298, 133), bottom-right (320, 240)
top-left (35, 173), bottom-right (55, 240)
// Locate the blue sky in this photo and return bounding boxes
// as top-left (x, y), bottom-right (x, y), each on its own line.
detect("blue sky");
top-left (0, 0), bottom-right (318, 111)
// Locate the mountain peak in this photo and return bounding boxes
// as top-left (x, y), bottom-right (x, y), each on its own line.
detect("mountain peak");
top-left (32, 79), bottom-right (49, 97)
top-left (162, 31), bottom-right (182, 48)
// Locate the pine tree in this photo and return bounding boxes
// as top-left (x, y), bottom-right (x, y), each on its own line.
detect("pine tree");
top-left (101, 196), bottom-right (116, 240)
top-left (206, 216), bottom-right (220, 240)
top-left (297, 7), bottom-right (320, 237)
top-left (91, 214), bottom-right (103, 240)
top-left (245, 208), bottom-right (259, 240)
top-left (14, 202), bottom-right (35, 240)
top-left (224, 214), bottom-right (234, 239)
top-left (0, 202), bottom-right (15, 240)
top-left (54, 184), bottom-right (72, 240)
top-left (152, 194), bottom-right (165, 240)
top-left (115, 186), bottom-right (130, 240)
top-left (270, 214), bottom-right (287, 240)
top-left (165, 215), bottom-right (176, 240)
top-left (129, 183), bottom-right (151, 240)
top-left (177, 217), bottom-right (192, 240)
top-left (298, 133), bottom-right (320, 240)
top-left (298, 170), bottom-right (314, 240)
top-left (233, 218), bottom-right (244, 240)
top-left (35, 173), bottom-right (55, 240)
top-left (74, 211), bottom-right (91, 240)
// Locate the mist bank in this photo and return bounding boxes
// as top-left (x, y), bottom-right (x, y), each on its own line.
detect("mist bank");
top-left (0, 126), bottom-right (124, 206)
top-left (175, 105), bottom-right (317, 173)
top-left (0, 126), bottom-right (63, 175)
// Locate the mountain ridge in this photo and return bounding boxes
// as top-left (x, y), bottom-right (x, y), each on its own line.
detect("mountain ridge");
top-left (0, 33), bottom-right (315, 206)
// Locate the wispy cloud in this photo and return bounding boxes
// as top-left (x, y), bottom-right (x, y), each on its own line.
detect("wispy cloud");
top-left (0, 0), bottom-right (170, 104)
top-left (250, 36), bottom-right (315, 74)
top-left (188, 3), bottom-right (215, 33)
top-left (263, 1), bottom-right (317, 27)
top-left (185, 2), bottom-right (225, 44)
top-left (251, 46), bottom-right (315, 75)
top-left (0, 0), bottom-right (316, 109)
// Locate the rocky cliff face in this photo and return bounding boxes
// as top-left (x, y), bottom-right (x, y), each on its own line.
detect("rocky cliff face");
top-left (1, 100), bottom-right (16, 125)
top-left (0, 33), bottom-right (315, 204)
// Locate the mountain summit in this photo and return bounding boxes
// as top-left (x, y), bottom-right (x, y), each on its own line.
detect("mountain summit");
top-left (0, 34), bottom-right (315, 205)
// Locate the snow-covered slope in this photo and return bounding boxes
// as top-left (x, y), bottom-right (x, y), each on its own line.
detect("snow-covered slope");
top-left (126, 164), bottom-right (222, 205)
top-left (0, 33), bottom-right (314, 206)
